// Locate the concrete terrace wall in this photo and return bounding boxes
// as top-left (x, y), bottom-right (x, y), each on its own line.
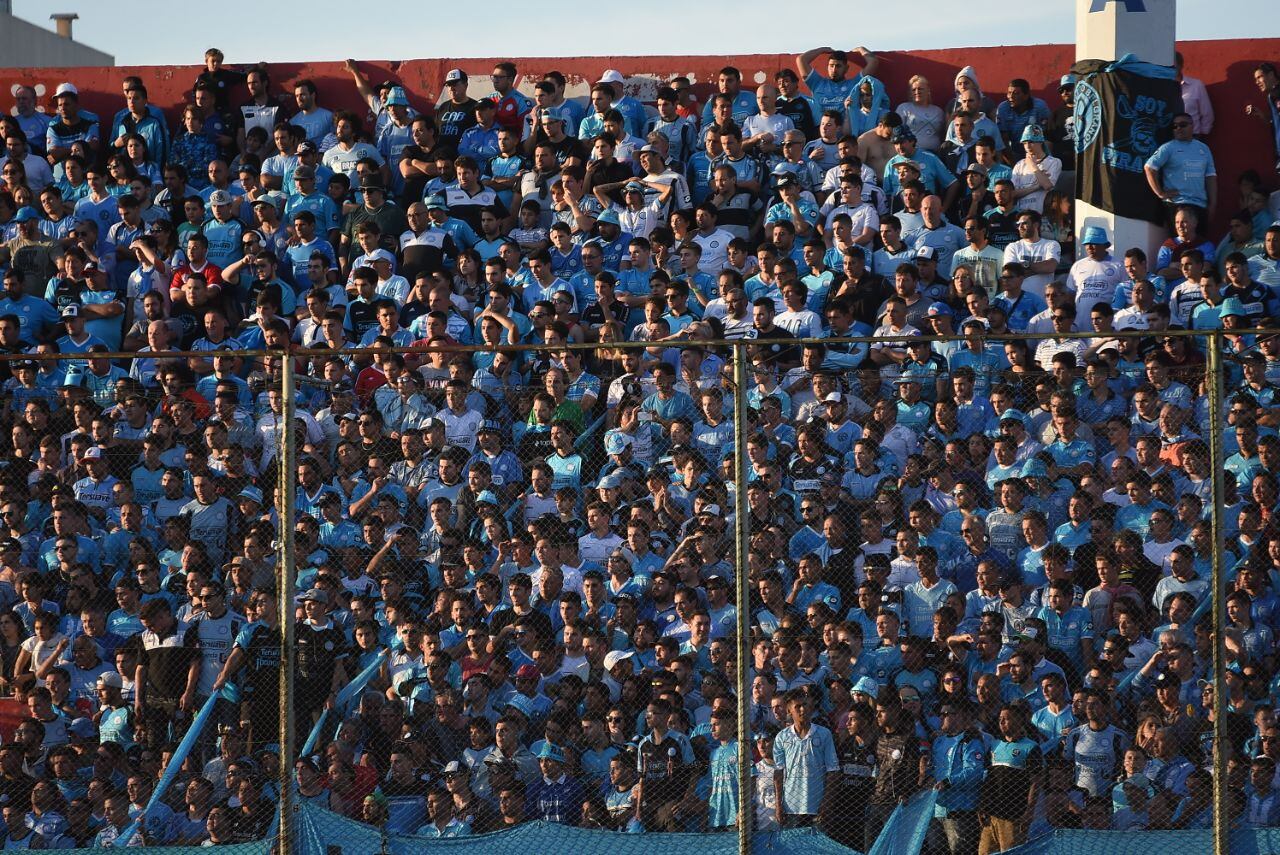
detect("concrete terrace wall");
top-left (2, 39), bottom-right (1277, 221)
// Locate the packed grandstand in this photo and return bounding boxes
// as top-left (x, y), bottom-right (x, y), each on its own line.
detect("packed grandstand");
top-left (0, 43), bottom-right (1277, 855)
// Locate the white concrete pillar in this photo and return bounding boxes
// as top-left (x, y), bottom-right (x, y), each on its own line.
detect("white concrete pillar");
top-left (1074, 0), bottom-right (1176, 260)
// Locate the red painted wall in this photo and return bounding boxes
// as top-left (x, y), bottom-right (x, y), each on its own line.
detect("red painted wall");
top-left (3, 40), bottom-right (1277, 224)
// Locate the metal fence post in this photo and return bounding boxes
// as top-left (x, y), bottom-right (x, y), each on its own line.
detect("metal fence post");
top-left (1206, 332), bottom-right (1229, 855)
top-left (731, 341), bottom-right (752, 854)
top-left (278, 356), bottom-right (298, 855)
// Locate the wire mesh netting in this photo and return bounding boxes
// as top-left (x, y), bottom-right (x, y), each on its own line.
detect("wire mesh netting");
top-left (0, 314), bottom-right (1268, 855)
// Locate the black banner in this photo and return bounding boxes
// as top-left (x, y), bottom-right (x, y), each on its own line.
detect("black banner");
top-left (1071, 58), bottom-right (1183, 224)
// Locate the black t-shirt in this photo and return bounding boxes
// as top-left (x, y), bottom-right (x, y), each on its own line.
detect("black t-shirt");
top-left (233, 799), bottom-right (274, 843)
top-left (294, 621), bottom-right (347, 686)
top-left (398, 144), bottom-right (435, 207)
top-left (195, 69), bottom-right (246, 111)
top-left (835, 736), bottom-right (878, 799)
top-left (47, 277), bottom-right (86, 314)
top-left (491, 608), bottom-right (554, 645)
top-left (753, 323), bottom-right (799, 365)
top-left (517, 429), bottom-right (554, 464)
top-left (0, 771), bottom-right (34, 815)
top-left (435, 99), bottom-right (479, 150)
top-left (138, 623), bottom-right (199, 701)
top-left (236, 621), bottom-right (281, 702)
top-left (581, 298), bottom-right (632, 331)
top-left (345, 297), bottom-right (380, 341)
top-left (777, 97), bottom-right (818, 142)
top-left (984, 208), bottom-right (1020, 249)
top-left (400, 230), bottom-right (458, 283)
top-left (833, 273), bottom-right (892, 327)
top-left (637, 732), bottom-right (688, 804)
top-left (547, 136), bottom-right (588, 166)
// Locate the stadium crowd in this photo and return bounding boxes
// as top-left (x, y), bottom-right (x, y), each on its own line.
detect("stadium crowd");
top-left (0, 43), bottom-right (1278, 855)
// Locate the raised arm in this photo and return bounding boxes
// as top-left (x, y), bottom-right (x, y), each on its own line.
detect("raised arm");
top-left (797, 47), bottom-right (832, 81)
top-left (854, 46), bottom-right (880, 78)
top-left (342, 59), bottom-right (378, 111)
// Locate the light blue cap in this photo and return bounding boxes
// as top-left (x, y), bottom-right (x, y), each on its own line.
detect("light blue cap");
top-left (1081, 226), bottom-right (1110, 246)
top-left (536, 742), bottom-right (565, 763)
top-left (1219, 297), bottom-right (1247, 318)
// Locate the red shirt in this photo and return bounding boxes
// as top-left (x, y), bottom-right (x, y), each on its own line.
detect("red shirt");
top-left (169, 258), bottom-right (224, 294)
top-left (354, 365), bottom-right (386, 406)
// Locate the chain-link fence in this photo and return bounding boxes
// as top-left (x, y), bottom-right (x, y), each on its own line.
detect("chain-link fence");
top-left (0, 327), bottom-right (1266, 854)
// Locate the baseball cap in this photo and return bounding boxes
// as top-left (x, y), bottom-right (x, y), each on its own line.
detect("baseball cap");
top-left (598, 70), bottom-right (625, 85)
top-left (425, 194), bottom-right (448, 211)
top-left (891, 127), bottom-right (916, 144)
top-left (237, 486), bottom-right (264, 505)
top-left (54, 82), bottom-right (78, 98)
top-left (894, 371), bottom-right (924, 386)
top-left (638, 144), bottom-right (659, 154)
top-left (444, 69), bottom-right (467, 84)
top-left (366, 248), bottom-right (396, 266)
top-left (294, 165), bottom-right (316, 180)
top-left (69, 718), bottom-right (96, 740)
top-left (478, 419), bottom-right (502, 434)
top-left (505, 695), bottom-right (534, 719)
top-left (385, 86), bottom-right (409, 106)
top-left (79, 446), bottom-right (103, 462)
top-left (914, 246), bottom-right (938, 261)
top-left (960, 163), bottom-right (988, 177)
top-left (604, 431), bottom-right (634, 455)
top-left (60, 304), bottom-right (80, 320)
top-left (596, 209), bottom-right (621, 227)
top-left (624, 180), bottom-right (645, 193)
top-left (1060, 73), bottom-right (1077, 90)
top-left (208, 189), bottom-right (233, 206)
top-left (852, 676), bottom-right (880, 696)
top-left (475, 490), bottom-right (499, 506)
top-left (359, 175), bottom-right (385, 192)
top-left (603, 650), bottom-right (635, 672)
top-left (536, 743), bottom-right (565, 763)
top-left (298, 588), bottom-right (329, 605)
top-left (999, 408), bottom-right (1028, 424)
top-left (1020, 124), bottom-right (1046, 144)
top-left (514, 664), bottom-right (539, 680)
top-left (1021, 458), bottom-right (1049, 480)
top-left (12, 207), bottom-right (39, 223)
top-left (597, 470), bottom-right (627, 490)
top-left (97, 672), bottom-right (123, 690)
top-left (925, 301), bottom-right (954, 318)
top-left (775, 174), bottom-right (798, 188)
top-left (296, 141), bottom-right (318, 156)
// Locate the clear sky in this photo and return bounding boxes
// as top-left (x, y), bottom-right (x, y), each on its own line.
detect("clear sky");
top-left (14, 0), bottom-right (1280, 67)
